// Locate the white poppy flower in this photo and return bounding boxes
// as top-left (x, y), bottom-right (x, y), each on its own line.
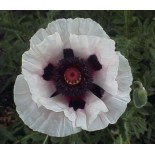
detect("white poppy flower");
top-left (14, 18), bottom-right (133, 137)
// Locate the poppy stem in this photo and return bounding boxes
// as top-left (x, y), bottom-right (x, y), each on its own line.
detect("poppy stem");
top-left (43, 135), bottom-right (49, 144)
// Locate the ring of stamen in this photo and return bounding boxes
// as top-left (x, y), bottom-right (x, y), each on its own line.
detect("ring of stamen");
top-left (53, 57), bottom-right (93, 97)
top-left (64, 67), bottom-right (81, 85)
top-left (44, 49), bottom-right (104, 111)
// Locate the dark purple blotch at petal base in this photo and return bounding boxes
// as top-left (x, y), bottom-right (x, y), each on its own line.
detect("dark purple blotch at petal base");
top-left (63, 49), bottom-right (74, 59)
top-left (87, 55), bottom-right (102, 71)
top-left (51, 91), bottom-right (59, 97)
top-left (69, 98), bottom-right (86, 111)
top-left (89, 83), bottom-right (104, 98)
top-left (42, 63), bottom-right (54, 81)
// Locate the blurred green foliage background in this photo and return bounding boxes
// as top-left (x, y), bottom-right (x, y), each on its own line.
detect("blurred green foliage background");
top-left (0, 10), bottom-right (155, 144)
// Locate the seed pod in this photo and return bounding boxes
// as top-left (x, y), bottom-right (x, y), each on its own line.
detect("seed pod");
top-left (132, 87), bottom-right (147, 108)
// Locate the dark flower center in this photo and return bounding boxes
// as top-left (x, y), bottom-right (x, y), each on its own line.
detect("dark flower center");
top-left (53, 56), bottom-right (93, 97)
top-left (42, 48), bottom-right (104, 111)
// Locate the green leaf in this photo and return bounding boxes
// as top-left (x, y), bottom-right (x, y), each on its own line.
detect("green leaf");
top-left (0, 127), bottom-right (15, 143)
top-left (125, 116), bottom-right (147, 139)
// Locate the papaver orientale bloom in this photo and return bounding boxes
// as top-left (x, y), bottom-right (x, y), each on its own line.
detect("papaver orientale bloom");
top-left (14, 18), bottom-right (133, 137)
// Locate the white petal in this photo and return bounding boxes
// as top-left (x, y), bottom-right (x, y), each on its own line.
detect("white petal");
top-left (14, 75), bottom-right (81, 137)
top-left (94, 54), bottom-right (119, 95)
top-left (21, 71), bottom-right (55, 99)
top-left (22, 48), bottom-right (46, 75)
top-left (64, 108), bottom-right (77, 127)
top-left (22, 68), bottom-right (70, 113)
top-left (96, 52), bottom-right (133, 125)
top-left (100, 53), bottom-right (132, 124)
top-left (75, 109), bottom-right (87, 130)
top-left (61, 92), bottom-right (109, 131)
top-left (116, 52), bottom-right (133, 102)
top-left (38, 95), bottom-right (69, 112)
top-left (30, 28), bottom-right (49, 45)
top-left (69, 34), bottom-right (115, 59)
top-left (102, 93), bottom-right (127, 124)
top-left (85, 92), bottom-right (108, 125)
top-left (46, 18), bottom-right (109, 46)
top-left (23, 33), bottom-right (63, 76)
top-left (31, 32), bottom-right (64, 64)
top-left (22, 33), bottom-right (65, 109)
top-left (86, 113), bottom-right (109, 131)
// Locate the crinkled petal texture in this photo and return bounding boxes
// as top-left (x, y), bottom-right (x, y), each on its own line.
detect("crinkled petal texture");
top-left (14, 18), bottom-right (133, 137)
top-left (14, 75), bottom-right (81, 137)
top-left (30, 18), bottom-right (109, 47)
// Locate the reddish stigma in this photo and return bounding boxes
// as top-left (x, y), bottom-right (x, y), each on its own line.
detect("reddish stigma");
top-left (64, 67), bottom-right (81, 85)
